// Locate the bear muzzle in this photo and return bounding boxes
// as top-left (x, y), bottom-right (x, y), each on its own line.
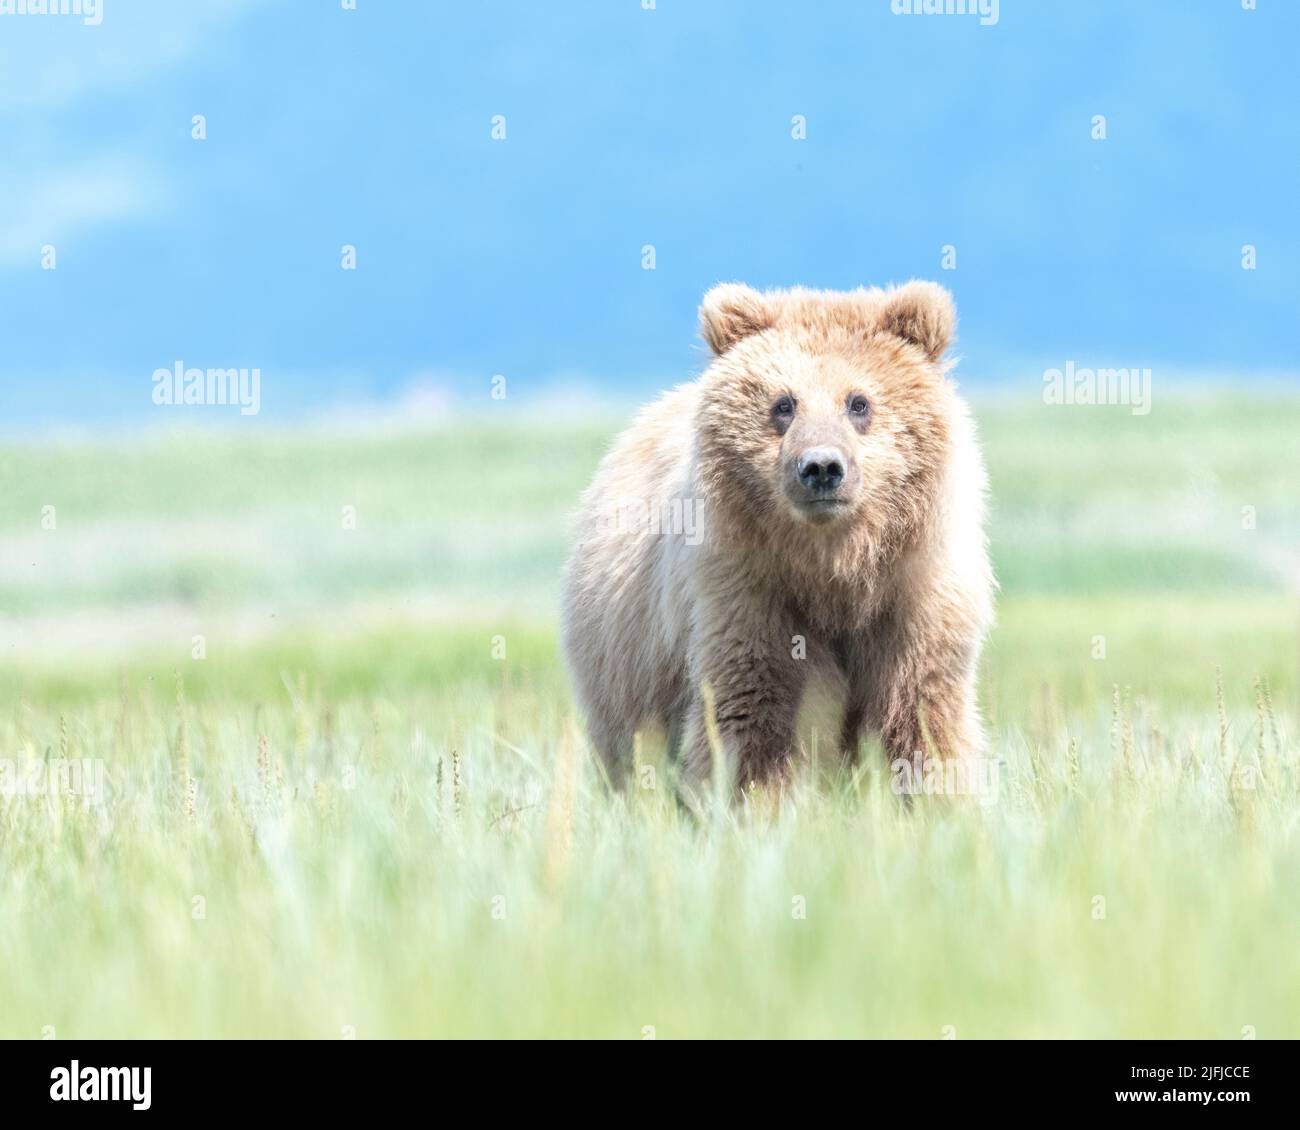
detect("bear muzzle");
top-left (787, 444), bottom-right (858, 523)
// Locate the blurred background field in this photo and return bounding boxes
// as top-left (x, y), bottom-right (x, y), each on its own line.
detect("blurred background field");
top-left (1, 390), bottom-right (1297, 1038)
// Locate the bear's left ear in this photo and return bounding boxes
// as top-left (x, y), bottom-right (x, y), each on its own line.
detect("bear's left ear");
top-left (877, 281), bottom-right (955, 363)
top-left (699, 283), bottom-right (775, 355)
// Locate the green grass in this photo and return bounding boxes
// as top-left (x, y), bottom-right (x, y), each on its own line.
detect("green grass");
top-left (1, 391), bottom-right (1297, 1038)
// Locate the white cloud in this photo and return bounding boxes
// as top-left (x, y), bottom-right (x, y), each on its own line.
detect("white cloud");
top-left (0, 158), bottom-right (169, 265)
top-left (0, 0), bottom-right (263, 267)
top-left (0, 0), bottom-right (263, 109)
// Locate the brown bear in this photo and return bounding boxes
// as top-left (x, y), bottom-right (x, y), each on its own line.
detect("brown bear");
top-left (562, 281), bottom-right (994, 791)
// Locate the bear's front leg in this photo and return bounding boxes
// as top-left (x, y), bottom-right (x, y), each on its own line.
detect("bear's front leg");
top-left (860, 573), bottom-right (990, 781)
top-left (867, 635), bottom-right (986, 788)
top-left (680, 560), bottom-right (807, 791)
top-left (877, 661), bottom-right (982, 771)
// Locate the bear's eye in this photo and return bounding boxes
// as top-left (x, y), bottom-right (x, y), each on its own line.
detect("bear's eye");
top-left (771, 396), bottom-right (796, 434)
top-left (769, 395), bottom-right (790, 434)
top-left (847, 394), bottom-right (872, 430)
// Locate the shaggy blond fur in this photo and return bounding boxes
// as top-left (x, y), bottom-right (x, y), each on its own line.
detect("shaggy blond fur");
top-left (562, 281), bottom-right (994, 790)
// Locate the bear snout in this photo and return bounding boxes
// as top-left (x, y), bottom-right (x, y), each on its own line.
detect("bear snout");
top-left (787, 444), bottom-right (858, 521)
top-left (796, 446), bottom-right (846, 491)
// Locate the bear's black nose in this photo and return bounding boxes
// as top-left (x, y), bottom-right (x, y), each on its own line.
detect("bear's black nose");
top-left (796, 447), bottom-right (846, 491)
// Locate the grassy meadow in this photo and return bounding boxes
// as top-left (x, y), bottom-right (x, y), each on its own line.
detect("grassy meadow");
top-left (1, 390), bottom-right (1298, 1038)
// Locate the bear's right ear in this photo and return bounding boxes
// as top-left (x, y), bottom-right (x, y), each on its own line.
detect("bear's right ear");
top-left (699, 283), bottom-right (774, 355)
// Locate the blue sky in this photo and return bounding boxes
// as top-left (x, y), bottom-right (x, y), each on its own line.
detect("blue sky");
top-left (1, 0), bottom-right (1296, 428)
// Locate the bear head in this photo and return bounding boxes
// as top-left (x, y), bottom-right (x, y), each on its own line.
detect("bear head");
top-left (694, 281), bottom-right (960, 566)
